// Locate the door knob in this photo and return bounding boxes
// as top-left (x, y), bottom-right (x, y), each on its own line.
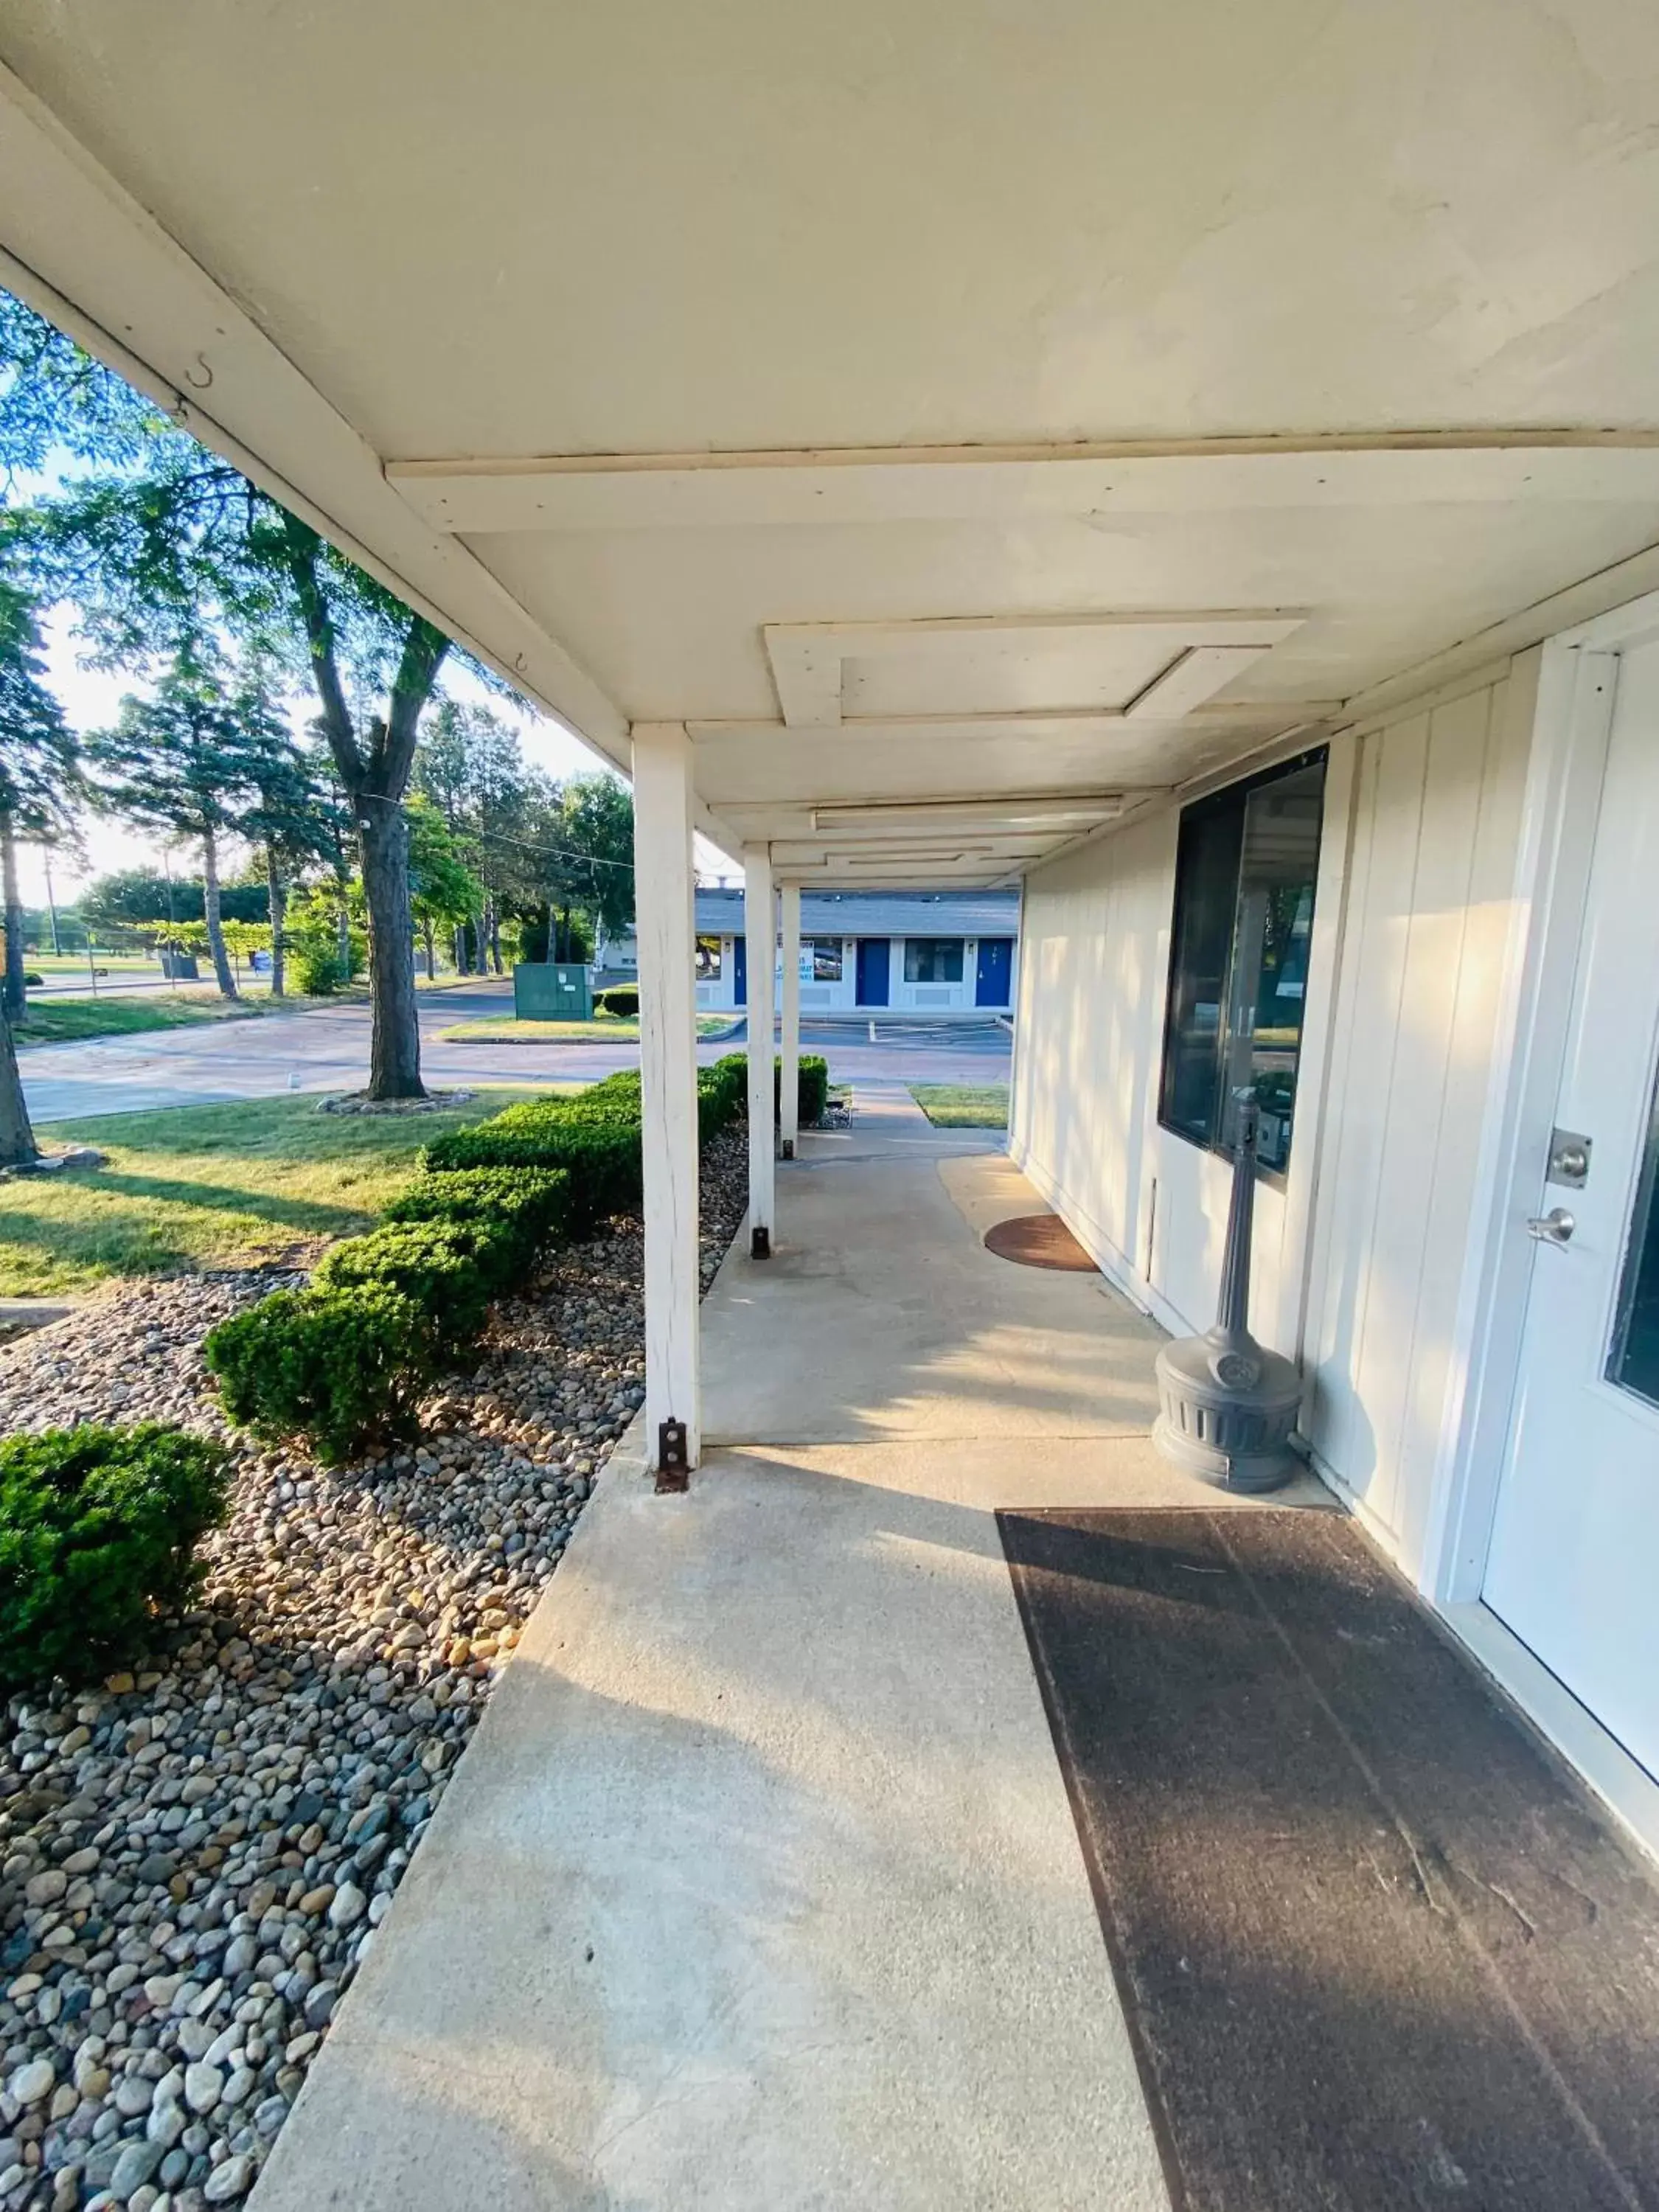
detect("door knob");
top-left (1526, 1207), bottom-right (1576, 1245)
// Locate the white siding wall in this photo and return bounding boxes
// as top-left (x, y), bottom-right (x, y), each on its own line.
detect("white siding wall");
top-left (1012, 808), bottom-right (1309, 1352)
top-left (1012, 660), bottom-right (1536, 1588)
top-left (1303, 665), bottom-right (1534, 1579)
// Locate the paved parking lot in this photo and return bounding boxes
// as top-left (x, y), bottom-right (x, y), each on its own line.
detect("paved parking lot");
top-left (21, 986), bottom-right (1011, 1121)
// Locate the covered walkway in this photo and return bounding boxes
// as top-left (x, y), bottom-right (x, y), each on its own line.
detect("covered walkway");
top-left (250, 1090), bottom-right (1327, 2211)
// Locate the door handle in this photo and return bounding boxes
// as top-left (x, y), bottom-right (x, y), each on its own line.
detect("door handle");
top-left (1526, 1207), bottom-right (1576, 1245)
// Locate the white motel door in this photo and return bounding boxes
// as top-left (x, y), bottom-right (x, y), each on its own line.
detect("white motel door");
top-left (1481, 638), bottom-right (1659, 1782)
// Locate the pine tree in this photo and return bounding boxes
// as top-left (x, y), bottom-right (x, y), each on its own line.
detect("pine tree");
top-left (243, 718), bottom-right (333, 999)
top-left (88, 652), bottom-right (290, 1001)
top-left (0, 573), bottom-right (79, 1023)
top-left (0, 571), bottom-right (79, 1165)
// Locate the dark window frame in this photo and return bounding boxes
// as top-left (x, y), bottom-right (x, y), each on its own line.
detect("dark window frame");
top-left (904, 937), bottom-right (966, 984)
top-left (803, 935), bottom-right (845, 983)
top-left (1157, 746), bottom-right (1329, 1185)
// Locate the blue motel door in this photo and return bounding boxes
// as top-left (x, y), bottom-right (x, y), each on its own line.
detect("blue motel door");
top-left (734, 934), bottom-right (747, 1006)
top-left (855, 939), bottom-right (889, 1006)
top-left (975, 937), bottom-right (1013, 1006)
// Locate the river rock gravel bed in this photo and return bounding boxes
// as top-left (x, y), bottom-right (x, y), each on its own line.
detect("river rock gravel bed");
top-left (0, 1124), bottom-right (747, 2211)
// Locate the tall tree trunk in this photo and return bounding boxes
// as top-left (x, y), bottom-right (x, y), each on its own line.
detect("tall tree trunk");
top-left (201, 829), bottom-right (237, 1000)
top-left (359, 801), bottom-right (425, 1098)
top-left (265, 849), bottom-right (287, 999)
top-left (488, 897), bottom-right (503, 975)
top-left (0, 1012), bottom-right (36, 1168)
top-left (279, 516), bottom-right (448, 1099)
top-left (1, 813), bottom-right (27, 1025)
top-left (453, 922), bottom-right (467, 975)
top-left (422, 918), bottom-right (436, 981)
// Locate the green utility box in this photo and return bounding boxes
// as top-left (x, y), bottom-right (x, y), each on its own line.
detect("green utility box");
top-left (513, 961), bottom-right (593, 1021)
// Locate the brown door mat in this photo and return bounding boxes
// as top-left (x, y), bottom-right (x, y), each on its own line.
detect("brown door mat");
top-left (983, 1212), bottom-right (1099, 1270)
top-left (999, 1507), bottom-right (1659, 2212)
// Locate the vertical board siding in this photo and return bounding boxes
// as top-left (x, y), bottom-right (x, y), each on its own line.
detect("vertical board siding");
top-left (1305, 671), bottom-right (1529, 1575)
top-left (1012, 806), bottom-right (1294, 1338)
top-left (1013, 667), bottom-right (1531, 1591)
top-left (1012, 813), bottom-right (1174, 1293)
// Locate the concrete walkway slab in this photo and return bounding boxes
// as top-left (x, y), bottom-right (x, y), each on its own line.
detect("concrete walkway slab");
top-left (252, 1435), bottom-right (1175, 2212)
top-left (251, 1095), bottom-right (1327, 2212)
top-left (701, 1086), bottom-right (1166, 1447)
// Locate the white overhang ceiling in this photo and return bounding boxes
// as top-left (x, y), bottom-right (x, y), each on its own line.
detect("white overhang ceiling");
top-left (4, 1), bottom-right (1659, 885)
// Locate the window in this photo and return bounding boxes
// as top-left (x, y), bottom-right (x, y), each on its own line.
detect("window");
top-left (1609, 1065), bottom-right (1659, 1407)
top-left (805, 936), bottom-right (844, 982)
top-left (903, 937), bottom-right (964, 984)
top-left (1158, 751), bottom-right (1327, 1176)
top-left (695, 935), bottom-right (723, 981)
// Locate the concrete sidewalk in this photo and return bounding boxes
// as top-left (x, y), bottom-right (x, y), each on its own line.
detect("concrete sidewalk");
top-left (251, 1088), bottom-right (1324, 2211)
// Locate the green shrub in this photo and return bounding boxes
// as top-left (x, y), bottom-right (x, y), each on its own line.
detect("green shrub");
top-left (772, 1054), bottom-right (829, 1127)
top-left (212, 1054), bottom-right (751, 1465)
top-left (597, 984), bottom-right (639, 1017)
top-left (204, 1286), bottom-right (445, 1465)
top-left (386, 1166), bottom-right (571, 1287)
top-left (0, 1425), bottom-right (232, 1690)
top-left (292, 942), bottom-right (347, 995)
top-left (313, 1220), bottom-right (502, 1346)
top-left (426, 1110), bottom-right (642, 1231)
top-left (706, 1054), bottom-right (748, 1128)
top-left (21, 970), bottom-right (43, 989)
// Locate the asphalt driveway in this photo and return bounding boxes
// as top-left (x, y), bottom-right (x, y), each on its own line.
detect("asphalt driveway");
top-left (21, 984), bottom-right (1010, 1121)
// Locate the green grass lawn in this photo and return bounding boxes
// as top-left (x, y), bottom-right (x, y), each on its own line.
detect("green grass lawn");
top-left (908, 1082), bottom-right (1009, 1129)
top-left (13, 995), bottom-right (263, 1046)
top-left (25, 953), bottom-right (156, 977)
top-left (1, 1088), bottom-right (574, 1297)
top-left (437, 1014), bottom-right (734, 1043)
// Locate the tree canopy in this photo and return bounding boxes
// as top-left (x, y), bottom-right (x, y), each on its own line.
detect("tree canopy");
top-left (3, 292), bottom-right (451, 1091)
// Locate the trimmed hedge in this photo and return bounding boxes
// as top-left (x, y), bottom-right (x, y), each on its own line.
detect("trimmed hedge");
top-left (207, 1065), bottom-right (756, 1464)
top-left (596, 984), bottom-right (639, 1017)
top-left (204, 1286), bottom-right (446, 1467)
top-left (386, 1166), bottom-right (571, 1287)
top-left (313, 1220), bottom-right (506, 1347)
top-left (0, 1424), bottom-right (232, 1689)
top-left (773, 1054), bottom-right (829, 1127)
top-left (424, 1065), bottom-right (749, 1225)
top-left (425, 1108), bottom-right (643, 1231)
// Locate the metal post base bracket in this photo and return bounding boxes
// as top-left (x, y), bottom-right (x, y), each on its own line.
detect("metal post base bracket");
top-left (781, 1138), bottom-right (795, 1160)
top-left (751, 1225), bottom-right (771, 1259)
top-left (655, 1419), bottom-right (689, 1494)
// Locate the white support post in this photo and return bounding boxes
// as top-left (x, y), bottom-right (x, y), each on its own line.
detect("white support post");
top-left (743, 843), bottom-right (776, 1256)
top-left (632, 723), bottom-right (700, 1482)
top-left (779, 882), bottom-right (801, 1160)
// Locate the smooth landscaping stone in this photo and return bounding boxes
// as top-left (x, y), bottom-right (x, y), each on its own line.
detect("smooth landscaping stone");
top-left (0, 1125), bottom-right (751, 2201)
top-left (111, 2135), bottom-right (166, 2194)
top-left (9, 2057), bottom-right (55, 2104)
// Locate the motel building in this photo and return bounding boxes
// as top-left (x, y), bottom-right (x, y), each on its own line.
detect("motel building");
top-left (689, 886), bottom-right (1020, 1015)
top-left (7, 8), bottom-right (1659, 2205)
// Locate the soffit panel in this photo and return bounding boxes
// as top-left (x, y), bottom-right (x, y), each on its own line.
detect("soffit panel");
top-left (462, 495), bottom-right (1659, 730)
top-left (5, 1), bottom-right (1659, 459)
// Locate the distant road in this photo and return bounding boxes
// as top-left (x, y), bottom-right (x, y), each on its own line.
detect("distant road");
top-left (21, 984), bottom-right (1011, 1122)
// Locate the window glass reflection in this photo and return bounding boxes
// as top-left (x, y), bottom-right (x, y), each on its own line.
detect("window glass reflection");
top-left (1158, 752), bottom-right (1326, 1175)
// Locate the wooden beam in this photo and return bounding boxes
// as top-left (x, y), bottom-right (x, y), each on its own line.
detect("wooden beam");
top-left (386, 439), bottom-right (1659, 535)
top-left (632, 724), bottom-right (701, 1477)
